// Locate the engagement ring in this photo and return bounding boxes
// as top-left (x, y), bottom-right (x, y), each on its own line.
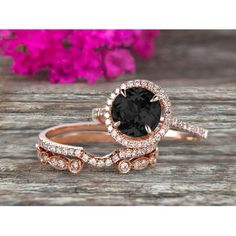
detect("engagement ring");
top-left (36, 80), bottom-right (208, 174)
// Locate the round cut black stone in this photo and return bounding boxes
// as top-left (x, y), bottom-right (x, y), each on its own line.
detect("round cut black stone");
top-left (111, 87), bottom-right (161, 137)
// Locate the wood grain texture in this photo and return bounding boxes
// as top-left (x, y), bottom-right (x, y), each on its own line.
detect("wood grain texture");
top-left (0, 30), bottom-right (236, 205)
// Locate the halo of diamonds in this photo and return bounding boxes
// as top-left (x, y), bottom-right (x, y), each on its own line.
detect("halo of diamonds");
top-left (103, 80), bottom-right (172, 148)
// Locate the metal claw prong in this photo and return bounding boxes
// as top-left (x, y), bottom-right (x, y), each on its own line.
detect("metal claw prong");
top-left (120, 89), bottom-right (127, 97)
top-left (114, 121), bottom-right (121, 128)
top-left (145, 124), bottom-right (152, 134)
top-left (150, 94), bottom-right (159, 102)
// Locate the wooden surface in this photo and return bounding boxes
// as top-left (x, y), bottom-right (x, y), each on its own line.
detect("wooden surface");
top-left (0, 30), bottom-right (236, 205)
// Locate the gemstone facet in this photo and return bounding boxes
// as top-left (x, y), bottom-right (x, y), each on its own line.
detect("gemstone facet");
top-left (111, 87), bottom-right (161, 137)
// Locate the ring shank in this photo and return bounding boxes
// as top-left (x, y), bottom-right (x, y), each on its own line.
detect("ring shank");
top-left (92, 107), bottom-right (208, 141)
top-left (42, 122), bottom-right (205, 145)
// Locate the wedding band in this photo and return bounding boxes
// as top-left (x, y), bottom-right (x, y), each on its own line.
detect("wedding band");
top-left (36, 80), bottom-right (208, 174)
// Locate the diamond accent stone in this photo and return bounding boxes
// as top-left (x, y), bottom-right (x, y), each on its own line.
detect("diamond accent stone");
top-left (108, 126), bottom-right (113, 132)
top-left (71, 161), bottom-right (79, 169)
top-left (105, 159), bottom-right (112, 166)
top-left (132, 157), bottom-right (149, 170)
top-left (48, 156), bottom-right (68, 170)
top-left (82, 153), bottom-right (89, 162)
top-left (112, 154), bottom-right (119, 163)
top-left (105, 105), bottom-right (110, 111)
top-left (110, 93), bottom-right (116, 99)
top-left (117, 160), bottom-right (131, 174)
top-left (104, 112), bottom-right (110, 118)
top-left (107, 99), bottom-right (112, 105)
top-left (89, 158), bottom-right (97, 166)
top-left (58, 160), bottom-right (65, 168)
top-left (149, 156), bottom-right (157, 166)
top-left (75, 149), bottom-right (82, 157)
top-left (105, 119), bottom-right (111, 125)
top-left (97, 160), bottom-right (105, 167)
top-left (68, 159), bottom-right (83, 174)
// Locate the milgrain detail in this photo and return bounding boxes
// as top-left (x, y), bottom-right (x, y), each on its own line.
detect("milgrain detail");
top-left (36, 144), bottom-right (158, 174)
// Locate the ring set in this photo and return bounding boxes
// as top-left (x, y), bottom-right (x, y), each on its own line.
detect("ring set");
top-left (36, 80), bottom-right (208, 174)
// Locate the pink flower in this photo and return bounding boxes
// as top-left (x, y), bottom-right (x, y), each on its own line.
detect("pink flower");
top-left (133, 30), bottom-right (160, 59)
top-left (104, 49), bottom-right (135, 78)
top-left (0, 30), bottom-right (159, 84)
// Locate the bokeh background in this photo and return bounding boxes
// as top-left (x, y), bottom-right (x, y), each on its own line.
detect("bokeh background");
top-left (1, 30), bottom-right (236, 84)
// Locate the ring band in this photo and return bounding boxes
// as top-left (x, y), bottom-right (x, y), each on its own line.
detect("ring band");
top-left (36, 80), bottom-right (208, 174)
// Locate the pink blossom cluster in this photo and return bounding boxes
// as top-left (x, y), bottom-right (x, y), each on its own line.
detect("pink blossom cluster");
top-left (0, 30), bottom-right (159, 83)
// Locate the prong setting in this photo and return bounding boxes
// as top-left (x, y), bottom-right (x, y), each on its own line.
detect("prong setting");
top-left (103, 80), bottom-right (173, 148)
top-left (145, 124), bottom-right (152, 134)
top-left (120, 89), bottom-right (127, 97)
top-left (150, 94), bottom-right (160, 102)
top-left (114, 121), bottom-right (121, 128)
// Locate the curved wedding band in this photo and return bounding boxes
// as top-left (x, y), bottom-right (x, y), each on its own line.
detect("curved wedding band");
top-left (36, 80), bottom-right (208, 174)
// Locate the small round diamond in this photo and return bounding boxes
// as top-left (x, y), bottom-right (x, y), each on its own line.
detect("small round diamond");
top-left (105, 159), bottom-right (112, 166)
top-left (68, 149), bottom-right (75, 156)
top-left (72, 161), bottom-right (79, 169)
top-left (120, 84), bottom-right (126, 90)
top-left (112, 154), bottom-right (119, 163)
top-left (105, 119), bottom-right (111, 125)
top-left (75, 149), bottom-right (81, 157)
top-left (111, 130), bottom-right (117, 137)
top-left (107, 99), bottom-right (112, 105)
top-left (68, 159), bottom-right (83, 174)
top-left (132, 157), bottom-right (149, 170)
top-left (97, 160), bottom-right (105, 167)
top-left (104, 112), bottom-right (110, 118)
top-left (58, 160), bottom-right (66, 168)
top-left (82, 153), bottom-right (89, 162)
top-left (149, 156), bottom-right (157, 166)
top-left (49, 156), bottom-right (68, 170)
top-left (50, 146), bottom-right (56, 153)
top-left (89, 158), bottom-right (97, 166)
top-left (62, 149), bottom-right (68, 156)
top-left (104, 106), bottom-right (110, 111)
top-left (108, 126), bottom-right (113, 132)
top-left (117, 159), bottom-right (131, 174)
top-left (111, 93), bottom-right (116, 99)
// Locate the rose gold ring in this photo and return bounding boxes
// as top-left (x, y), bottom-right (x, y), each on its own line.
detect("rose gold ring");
top-left (36, 80), bottom-right (208, 174)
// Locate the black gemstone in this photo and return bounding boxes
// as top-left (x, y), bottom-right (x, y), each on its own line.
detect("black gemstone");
top-left (111, 87), bottom-right (161, 137)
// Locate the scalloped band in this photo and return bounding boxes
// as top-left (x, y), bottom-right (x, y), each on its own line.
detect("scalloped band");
top-left (36, 122), bottom-right (158, 173)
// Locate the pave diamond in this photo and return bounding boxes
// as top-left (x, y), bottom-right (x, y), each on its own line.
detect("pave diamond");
top-left (105, 159), bottom-right (112, 166)
top-left (75, 149), bottom-right (82, 157)
top-left (82, 153), bottom-right (89, 162)
top-left (132, 157), bottom-right (149, 170)
top-left (89, 158), bottom-right (97, 166)
top-left (97, 160), bottom-right (105, 167)
top-left (111, 87), bottom-right (162, 137)
top-left (49, 156), bottom-right (68, 170)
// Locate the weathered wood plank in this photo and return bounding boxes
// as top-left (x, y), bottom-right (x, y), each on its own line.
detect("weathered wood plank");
top-left (0, 158), bottom-right (236, 205)
top-left (0, 30), bottom-right (236, 205)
